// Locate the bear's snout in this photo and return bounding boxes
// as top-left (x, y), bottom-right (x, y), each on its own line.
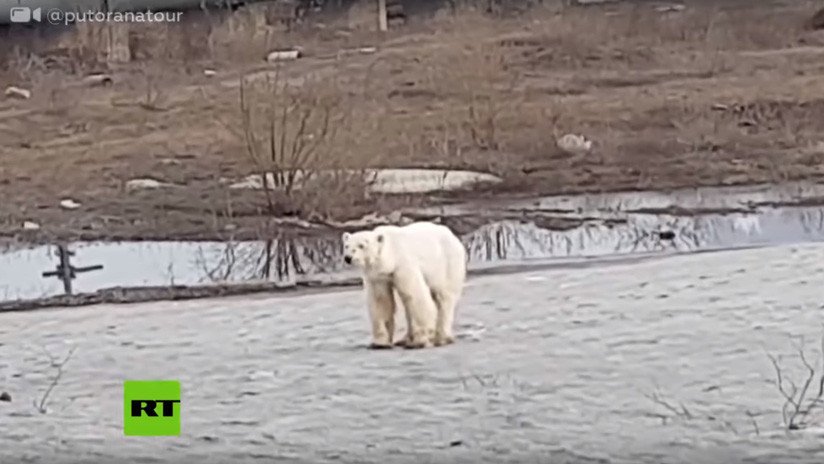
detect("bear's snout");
top-left (344, 255), bottom-right (352, 264)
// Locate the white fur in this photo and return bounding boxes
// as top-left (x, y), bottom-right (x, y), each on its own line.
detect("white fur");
top-left (342, 221), bottom-right (467, 349)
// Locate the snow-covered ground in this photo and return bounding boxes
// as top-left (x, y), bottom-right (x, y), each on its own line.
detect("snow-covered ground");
top-left (2, 243), bottom-right (824, 463)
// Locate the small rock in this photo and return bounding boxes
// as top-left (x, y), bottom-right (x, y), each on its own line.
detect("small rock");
top-left (4, 86), bottom-right (31, 100)
top-left (224, 223), bottom-right (238, 232)
top-left (82, 74), bottom-right (113, 87)
top-left (556, 133), bottom-right (593, 155)
top-left (266, 49), bottom-right (301, 63)
top-left (59, 199), bottom-right (81, 210)
top-left (357, 46), bottom-right (377, 54)
top-left (654, 4), bottom-right (685, 13)
top-left (449, 439), bottom-right (464, 447)
top-left (658, 230), bottom-right (676, 240)
top-left (203, 69), bottom-right (217, 77)
top-left (0, 392), bottom-right (10, 402)
top-left (21, 221), bottom-right (40, 231)
top-left (159, 158), bottom-right (183, 166)
top-left (711, 103), bottom-right (729, 111)
top-left (125, 178), bottom-right (173, 191)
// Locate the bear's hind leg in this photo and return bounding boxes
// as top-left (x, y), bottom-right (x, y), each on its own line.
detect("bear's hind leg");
top-left (366, 280), bottom-right (396, 349)
top-left (433, 291), bottom-right (458, 346)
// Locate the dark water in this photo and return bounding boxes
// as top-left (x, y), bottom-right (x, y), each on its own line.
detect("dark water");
top-left (3, 182), bottom-right (824, 301)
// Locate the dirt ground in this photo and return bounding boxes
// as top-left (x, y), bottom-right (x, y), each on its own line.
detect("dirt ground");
top-left (2, 0), bottom-right (824, 244)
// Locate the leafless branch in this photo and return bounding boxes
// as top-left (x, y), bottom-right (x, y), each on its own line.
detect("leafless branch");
top-left (767, 331), bottom-right (824, 430)
top-left (644, 386), bottom-right (749, 435)
top-left (644, 389), bottom-right (694, 420)
top-left (33, 345), bottom-right (77, 414)
top-left (745, 410), bottom-right (761, 436)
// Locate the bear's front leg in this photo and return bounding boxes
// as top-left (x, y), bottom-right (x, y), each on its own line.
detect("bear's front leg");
top-left (366, 280), bottom-right (396, 349)
top-left (393, 269), bottom-right (437, 349)
top-left (393, 296), bottom-right (414, 348)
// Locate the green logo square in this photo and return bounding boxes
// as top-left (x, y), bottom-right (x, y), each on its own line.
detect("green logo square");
top-left (123, 380), bottom-right (181, 436)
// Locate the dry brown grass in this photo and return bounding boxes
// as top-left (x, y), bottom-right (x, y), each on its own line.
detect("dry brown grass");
top-left (2, 0), bottom-right (824, 241)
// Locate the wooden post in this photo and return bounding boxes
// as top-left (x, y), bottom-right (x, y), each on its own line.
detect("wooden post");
top-left (57, 244), bottom-right (73, 295)
top-left (377, 0), bottom-right (388, 32)
top-left (42, 244), bottom-right (104, 296)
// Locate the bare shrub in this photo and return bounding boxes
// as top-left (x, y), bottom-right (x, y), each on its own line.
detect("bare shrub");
top-left (292, 169), bottom-right (376, 220)
top-left (207, 4), bottom-right (277, 64)
top-left (137, 62), bottom-right (170, 111)
top-left (238, 69), bottom-right (340, 197)
top-left (67, 22), bottom-right (110, 71)
top-left (425, 112), bottom-right (469, 167)
top-left (227, 67), bottom-right (372, 220)
top-left (130, 21), bottom-right (213, 69)
top-left (460, 44), bottom-right (515, 151)
top-left (767, 332), bottom-right (824, 431)
top-left (421, 29), bottom-right (522, 157)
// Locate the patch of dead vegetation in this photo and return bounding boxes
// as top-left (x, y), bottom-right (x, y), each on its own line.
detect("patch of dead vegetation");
top-left (2, 0), bottom-right (824, 242)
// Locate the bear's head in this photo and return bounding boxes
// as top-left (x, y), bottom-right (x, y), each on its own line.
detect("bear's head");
top-left (341, 230), bottom-right (386, 270)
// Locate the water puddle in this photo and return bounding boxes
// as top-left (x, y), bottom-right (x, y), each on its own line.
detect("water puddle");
top-left (2, 182), bottom-right (824, 302)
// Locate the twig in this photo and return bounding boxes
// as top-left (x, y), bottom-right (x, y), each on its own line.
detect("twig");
top-left (33, 345), bottom-right (77, 414)
top-left (644, 389), bottom-right (693, 419)
top-left (644, 387), bottom-right (748, 435)
top-left (745, 410), bottom-right (761, 436)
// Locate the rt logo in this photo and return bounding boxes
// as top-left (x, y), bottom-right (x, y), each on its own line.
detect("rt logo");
top-left (123, 380), bottom-right (181, 436)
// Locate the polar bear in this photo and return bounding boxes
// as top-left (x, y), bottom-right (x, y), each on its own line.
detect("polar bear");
top-left (342, 221), bottom-right (467, 349)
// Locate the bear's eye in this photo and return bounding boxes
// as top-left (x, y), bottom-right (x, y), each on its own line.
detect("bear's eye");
top-left (358, 244), bottom-right (364, 249)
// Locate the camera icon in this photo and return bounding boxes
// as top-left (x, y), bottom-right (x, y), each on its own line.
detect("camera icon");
top-left (10, 6), bottom-right (42, 23)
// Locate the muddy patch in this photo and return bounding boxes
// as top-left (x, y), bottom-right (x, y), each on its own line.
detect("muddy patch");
top-left (2, 182), bottom-right (824, 306)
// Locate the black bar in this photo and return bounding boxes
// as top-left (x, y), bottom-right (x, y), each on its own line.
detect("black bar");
top-left (73, 265), bottom-right (104, 273)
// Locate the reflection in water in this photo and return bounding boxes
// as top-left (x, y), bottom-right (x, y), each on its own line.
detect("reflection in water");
top-left (195, 235), bottom-right (343, 283)
top-left (0, 238), bottom-right (351, 302)
top-left (464, 207), bottom-right (824, 263)
top-left (485, 181), bottom-right (824, 216)
top-left (3, 183), bottom-right (824, 301)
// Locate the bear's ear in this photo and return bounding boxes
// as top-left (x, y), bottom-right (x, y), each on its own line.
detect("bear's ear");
top-left (341, 232), bottom-right (351, 242)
